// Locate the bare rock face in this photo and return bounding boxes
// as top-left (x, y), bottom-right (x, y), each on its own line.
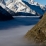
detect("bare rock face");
top-left (25, 12), bottom-right (46, 44)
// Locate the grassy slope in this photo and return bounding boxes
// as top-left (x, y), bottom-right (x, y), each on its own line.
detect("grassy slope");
top-left (25, 12), bottom-right (46, 43)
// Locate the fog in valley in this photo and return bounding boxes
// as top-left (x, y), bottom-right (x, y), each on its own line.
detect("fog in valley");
top-left (0, 17), bottom-right (39, 46)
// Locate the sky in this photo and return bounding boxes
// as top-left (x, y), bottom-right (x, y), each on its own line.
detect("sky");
top-left (5, 0), bottom-right (46, 5)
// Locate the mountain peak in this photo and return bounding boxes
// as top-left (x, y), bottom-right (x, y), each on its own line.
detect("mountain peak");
top-left (28, 0), bottom-right (34, 4)
top-left (30, 0), bottom-right (34, 2)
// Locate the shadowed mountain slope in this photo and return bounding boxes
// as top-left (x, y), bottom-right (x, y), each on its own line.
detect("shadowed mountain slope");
top-left (15, 12), bottom-right (37, 16)
top-left (0, 6), bottom-right (13, 21)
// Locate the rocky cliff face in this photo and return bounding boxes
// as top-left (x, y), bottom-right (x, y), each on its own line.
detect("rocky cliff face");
top-left (25, 12), bottom-right (46, 44)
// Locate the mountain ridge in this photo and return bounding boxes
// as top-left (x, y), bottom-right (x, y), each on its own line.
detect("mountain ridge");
top-left (25, 12), bottom-right (46, 45)
top-left (0, 0), bottom-right (46, 16)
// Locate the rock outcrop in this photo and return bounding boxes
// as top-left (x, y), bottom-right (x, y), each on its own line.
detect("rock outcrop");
top-left (25, 12), bottom-right (46, 44)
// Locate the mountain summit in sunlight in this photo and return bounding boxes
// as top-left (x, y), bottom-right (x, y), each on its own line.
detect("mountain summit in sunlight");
top-left (25, 12), bottom-right (46, 45)
top-left (0, 0), bottom-right (46, 16)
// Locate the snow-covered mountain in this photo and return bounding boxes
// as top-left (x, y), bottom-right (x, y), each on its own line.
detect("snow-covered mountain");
top-left (28, 0), bottom-right (46, 10)
top-left (0, 0), bottom-right (46, 16)
top-left (0, 0), bottom-right (6, 5)
top-left (6, 0), bottom-right (36, 15)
